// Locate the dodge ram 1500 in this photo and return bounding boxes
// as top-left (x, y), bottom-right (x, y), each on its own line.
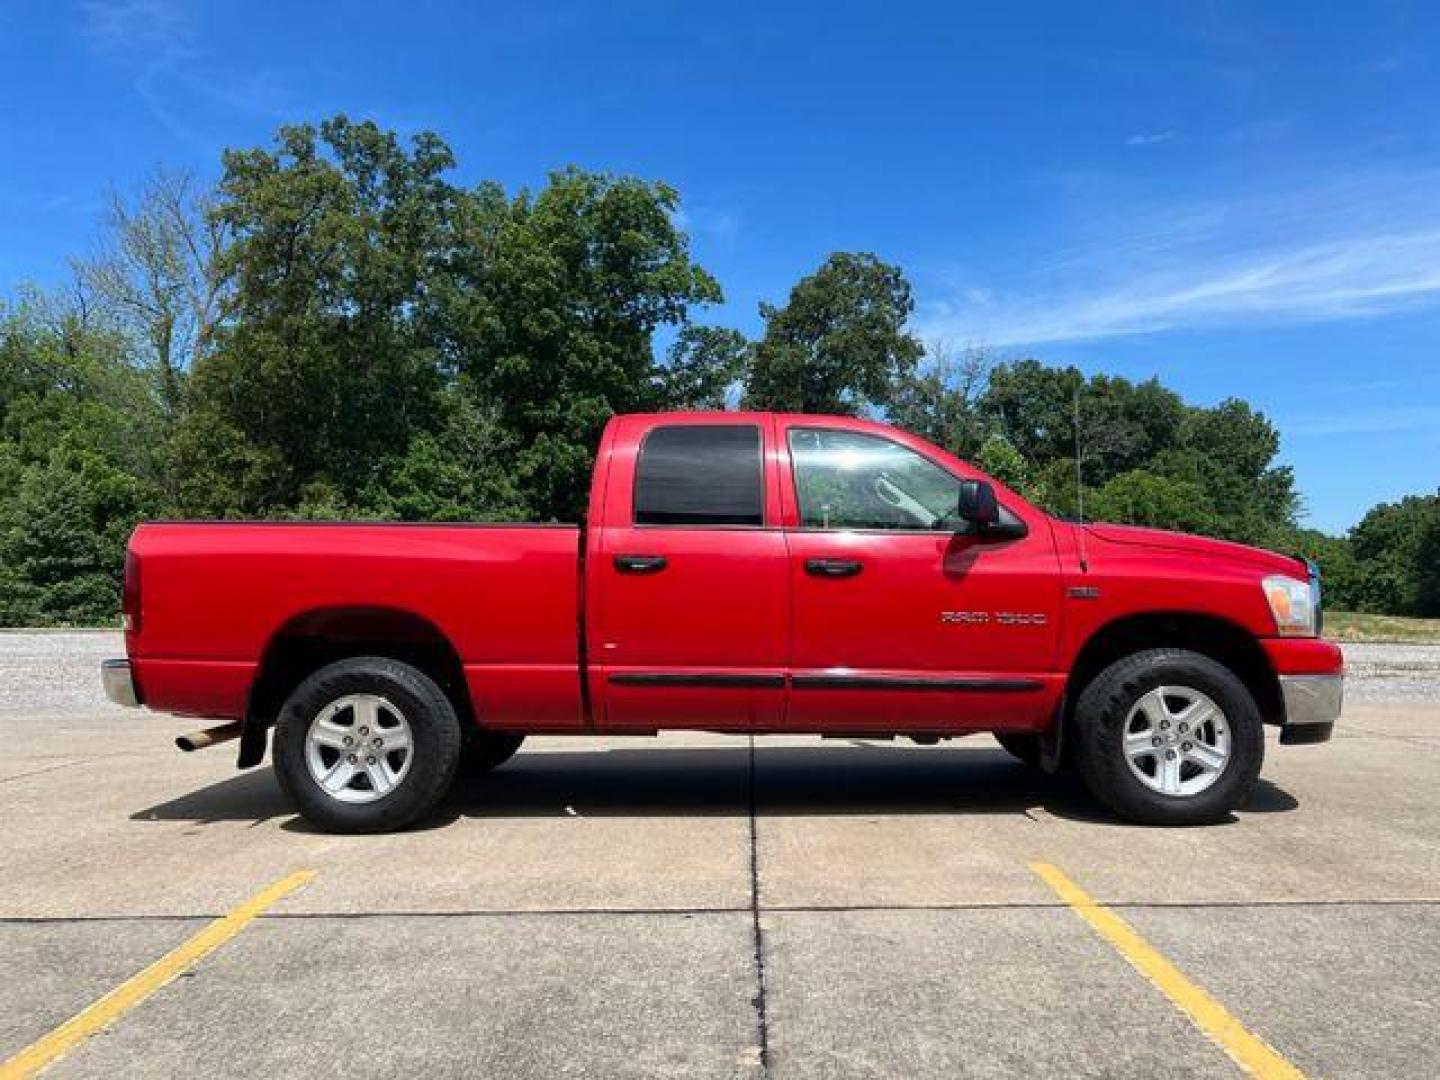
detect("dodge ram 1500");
top-left (102, 411), bottom-right (1342, 832)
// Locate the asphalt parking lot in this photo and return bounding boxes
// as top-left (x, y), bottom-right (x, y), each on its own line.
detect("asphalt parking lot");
top-left (2, 633), bottom-right (1438, 1079)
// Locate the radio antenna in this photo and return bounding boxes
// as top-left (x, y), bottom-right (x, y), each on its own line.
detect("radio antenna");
top-left (1074, 384), bottom-right (1089, 573)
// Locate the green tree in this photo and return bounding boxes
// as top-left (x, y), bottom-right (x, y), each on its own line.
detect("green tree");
top-left (1290, 528), bottom-right (1363, 612)
top-left (973, 362), bottom-right (1298, 545)
top-left (973, 434), bottom-right (1033, 494)
top-left (362, 377), bottom-right (528, 522)
top-left (180, 117), bottom-right (457, 515)
top-left (0, 295), bottom-right (165, 625)
top-left (1349, 493), bottom-right (1440, 615)
top-left (744, 252), bottom-right (922, 414)
top-left (1088, 470), bottom-right (1217, 535)
top-left (0, 445), bottom-right (160, 625)
top-left (653, 325), bottom-right (749, 410)
top-left (1415, 511), bottom-right (1440, 616)
top-left (439, 168), bottom-right (722, 519)
top-left (888, 343), bottom-right (991, 460)
top-left (981, 360), bottom-right (1186, 486)
top-left (1165, 399), bottom-right (1297, 547)
top-left (76, 169), bottom-right (227, 419)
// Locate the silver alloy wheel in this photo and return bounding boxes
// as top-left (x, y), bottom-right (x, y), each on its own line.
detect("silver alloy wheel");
top-left (304, 693), bottom-right (413, 804)
top-left (1122, 686), bottom-right (1231, 797)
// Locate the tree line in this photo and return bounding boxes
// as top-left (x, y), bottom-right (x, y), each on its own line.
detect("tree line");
top-left (1, 116), bottom-right (1435, 625)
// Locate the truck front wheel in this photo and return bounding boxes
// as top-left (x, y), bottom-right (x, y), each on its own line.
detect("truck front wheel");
top-left (1072, 648), bottom-right (1263, 825)
top-left (273, 657), bottom-right (462, 833)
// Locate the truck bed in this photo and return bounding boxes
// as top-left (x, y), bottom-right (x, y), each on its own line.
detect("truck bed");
top-left (126, 522), bottom-right (584, 728)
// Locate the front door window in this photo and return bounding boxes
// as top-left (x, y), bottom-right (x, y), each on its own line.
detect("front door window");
top-left (789, 428), bottom-right (961, 532)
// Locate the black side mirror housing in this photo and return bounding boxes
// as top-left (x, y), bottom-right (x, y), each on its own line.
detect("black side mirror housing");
top-left (955, 479), bottom-right (1026, 540)
top-left (957, 479), bottom-right (1000, 527)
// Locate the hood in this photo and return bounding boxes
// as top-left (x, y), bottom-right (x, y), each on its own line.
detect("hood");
top-left (1084, 523), bottom-right (1306, 577)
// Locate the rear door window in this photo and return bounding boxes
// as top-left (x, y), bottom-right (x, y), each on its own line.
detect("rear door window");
top-left (634, 425), bottom-right (764, 527)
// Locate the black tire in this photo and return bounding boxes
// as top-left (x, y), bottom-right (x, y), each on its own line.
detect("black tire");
top-left (1072, 648), bottom-right (1263, 826)
top-left (459, 731), bottom-right (525, 775)
top-left (994, 733), bottom-right (1043, 768)
top-left (273, 657), bottom-right (462, 833)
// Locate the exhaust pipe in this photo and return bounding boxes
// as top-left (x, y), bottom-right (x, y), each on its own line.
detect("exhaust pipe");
top-left (176, 721), bottom-right (244, 752)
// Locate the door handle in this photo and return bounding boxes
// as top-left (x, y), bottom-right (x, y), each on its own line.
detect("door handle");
top-left (614, 554), bottom-right (668, 574)
top-left (805, 558), bottom-right (863, 578)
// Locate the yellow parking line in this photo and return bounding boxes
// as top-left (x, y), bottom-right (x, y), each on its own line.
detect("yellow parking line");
top-left (1, 870), bottom-right (316, 1080)
top-left (1031, 862), bottom-right (1304, 1080)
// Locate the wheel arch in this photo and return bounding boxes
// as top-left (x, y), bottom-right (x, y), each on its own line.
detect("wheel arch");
top-left (1064, 612), bottom-right (1282, 734)
top-left (240, 605), bottom-right (474, 768)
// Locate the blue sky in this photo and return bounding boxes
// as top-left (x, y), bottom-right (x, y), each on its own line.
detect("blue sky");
top-left (2, 1), bottom-right (1438, 533)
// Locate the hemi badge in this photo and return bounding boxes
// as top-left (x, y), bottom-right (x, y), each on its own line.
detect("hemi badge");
top-left (1068, 586), bottom-right (1101, 600)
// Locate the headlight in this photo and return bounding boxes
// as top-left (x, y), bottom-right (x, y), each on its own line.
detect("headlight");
top-left (1263, 575), bottom-right (1316, 637)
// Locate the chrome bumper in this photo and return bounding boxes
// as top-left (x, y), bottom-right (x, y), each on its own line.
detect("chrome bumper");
top-left (101, 659), bottom-right (140, 708)
top-left (1277, 674), bottom-right (1341, 745)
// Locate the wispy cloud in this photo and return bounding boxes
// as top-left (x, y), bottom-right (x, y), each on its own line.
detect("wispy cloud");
top-left (918, 168), bottom-right (1440, 346)
top-left (80, 0), bottom-right (184, 56)
top-left (1284, 405), bottom-right (1440, 438)
top-left (673, 204), bottom-right (742, 244)
top-left (1125, 130), bottom-right (1175, 147)
top-left (79, 0), bottom-right (296, 151)
top-left (42, 192), bottom-right (103, 216)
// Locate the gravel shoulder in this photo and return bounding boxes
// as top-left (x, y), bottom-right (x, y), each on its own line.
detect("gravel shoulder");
top-left (0, 632), bottom-right (130, 718)
top-left (1337, 642), bottom-right (1440, 701)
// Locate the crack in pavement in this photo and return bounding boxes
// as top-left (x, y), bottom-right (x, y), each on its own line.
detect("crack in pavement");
top-left (5, 897), bottom-right (1440, 925)
top-left (0, 759), bottom-right (95, 785)
top-left (1333, 725), bottom-right (1440, 750)
top-left (746, 733), bottom-right (771, 1075)
top-left (0, 750), bottom-right (177, 786)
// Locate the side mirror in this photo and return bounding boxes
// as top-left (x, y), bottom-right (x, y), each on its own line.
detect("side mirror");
top-left (957, 479), bottom-right (999, 528)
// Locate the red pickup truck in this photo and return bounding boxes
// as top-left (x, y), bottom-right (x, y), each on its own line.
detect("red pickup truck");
top-left (102, 411), bottom-right (1342, 832)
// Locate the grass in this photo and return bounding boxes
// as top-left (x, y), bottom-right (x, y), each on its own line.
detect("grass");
top-left (1325, 611), bottom-right (1440, 644)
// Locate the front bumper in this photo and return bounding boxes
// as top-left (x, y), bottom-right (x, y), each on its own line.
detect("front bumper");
top-left (101, 659), bottom-right (140, 708)
top-left (1277, 674), bottom-right (1342, 745)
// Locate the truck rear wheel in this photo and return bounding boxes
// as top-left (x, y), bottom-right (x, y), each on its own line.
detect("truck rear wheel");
top-left (1073, 648), bottom-right (1263, 825)
top-left (459, 731), bottom-right (525, 775)
top-left (273, 657), bottom-right (462, 833)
